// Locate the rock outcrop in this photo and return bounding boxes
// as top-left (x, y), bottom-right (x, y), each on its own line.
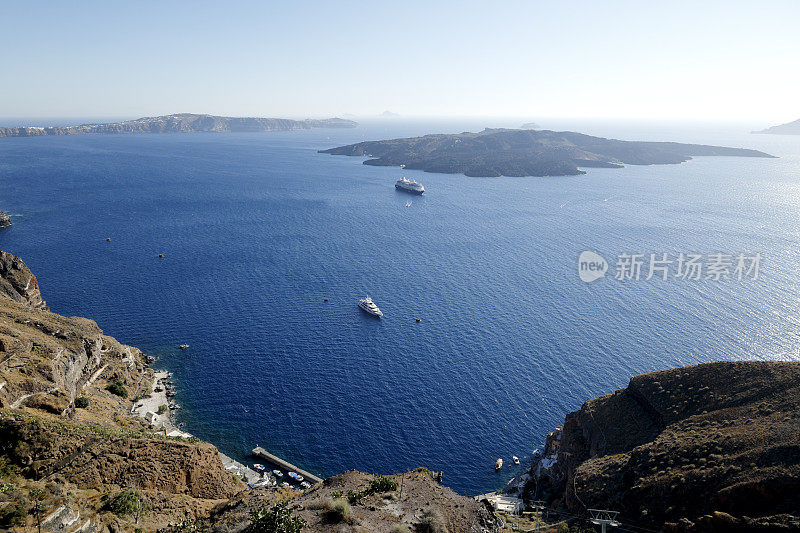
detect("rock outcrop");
top-left (210, 469), bottom-right (500, 532)
top-left (0, 250), bottom-right (47, 310)
top-left (527, 361), bottom-right (800, 531)
top-left (0, 113), bottom-right (357, 138)
top-left (0, 211), bottom-right (11, 228)
top-left (320, 128), bottom-right (774, 177)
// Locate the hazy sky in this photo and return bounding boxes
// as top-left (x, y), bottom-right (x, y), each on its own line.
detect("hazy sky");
top-left (2, 1), bottom-right (799, 120)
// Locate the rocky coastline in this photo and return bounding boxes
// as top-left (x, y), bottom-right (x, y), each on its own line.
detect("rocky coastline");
top-left (519, 361), bottom-right (800, 531)
top-left (0, 113), bottom-right (357, 139)
top-left (0, 246), bottom-right (796, 531)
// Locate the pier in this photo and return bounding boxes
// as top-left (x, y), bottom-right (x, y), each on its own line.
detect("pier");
top-left (251, 446), bottom-right (324, 485)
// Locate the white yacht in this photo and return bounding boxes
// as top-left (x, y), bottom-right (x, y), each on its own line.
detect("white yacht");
top-left (395, 177), bottom-right (424, 195)
top-left (358, 296), bottom-right (383, 317)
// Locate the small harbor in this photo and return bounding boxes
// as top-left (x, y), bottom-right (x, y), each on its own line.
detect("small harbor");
top-left (252, 446), bottom-right (324, 485)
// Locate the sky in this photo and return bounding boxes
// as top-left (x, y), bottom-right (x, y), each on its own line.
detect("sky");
top-left (1, 1), bottom-right (799, 121)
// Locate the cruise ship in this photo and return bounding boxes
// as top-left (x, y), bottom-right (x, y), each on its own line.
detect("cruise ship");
top-left (358, 296), bottom-right (383, 317)
top-left (395, 177), bottom-right (424, 195)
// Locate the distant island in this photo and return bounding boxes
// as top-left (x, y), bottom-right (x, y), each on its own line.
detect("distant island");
top-left (753, 118), bottom-right (800, 135)
top-left (320, 128), bottom-right (774, 177)
top-left (520, 122), bottom-right (540, 129)
top-left (0, 113), bottom-right (357, 138)
top-left (381, 110), bottom-right (401, 117)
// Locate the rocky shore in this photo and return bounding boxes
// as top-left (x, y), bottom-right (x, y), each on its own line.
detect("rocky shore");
top-left (0, 211), bottom-right (11, 228)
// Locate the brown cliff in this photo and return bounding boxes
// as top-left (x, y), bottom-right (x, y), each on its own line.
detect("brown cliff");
top-left (0, 249), bottom-right (241, 530)
top-left (528, 361), bottom-right (800, 531)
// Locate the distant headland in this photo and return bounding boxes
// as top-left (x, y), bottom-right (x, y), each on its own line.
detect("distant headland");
top-left (753, 118), bottom-right (800, 135)
top-left (320, 128), bottom-right (774, 178)
top-left (0, 113), bottom-right (357, 138)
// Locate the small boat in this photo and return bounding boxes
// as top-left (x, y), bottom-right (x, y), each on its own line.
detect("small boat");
top-left (287, 472), bottom-right (304, 482)
top-left (272, 470), bottom-right (284, 478)
top-left (495, 458), bottom-right (503, 470)
top-left (281, 482), bottom-right (290, 488)
top-left (358, 296), bottom-right (383, 317)
top-left (300, 481), bottom-right (311, 489)
top-left (513, 456), bottom-right (520, 465)
top-left (178, 344), bottom-right (189, 350)
top-left (405, 201), bottom-right (412, 207)
top-left (253, 464), bottom-right (265, 471)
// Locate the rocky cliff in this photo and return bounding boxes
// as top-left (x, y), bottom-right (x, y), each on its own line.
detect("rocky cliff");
top-left (526, 361), bottom-right (800, 531)
top-left (0, 114), bottom-right (357, 138)
top-left (0, 251), bottom-right (47, 311)
top-left (0, 211), bottom-right (11, 228)
top-left (320, 128), bottom-right (774, 177)
top-left (0, 249), bottom-right (242, 530)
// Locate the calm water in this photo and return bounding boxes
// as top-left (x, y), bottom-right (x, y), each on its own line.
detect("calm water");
top-left (1, 119), bottom-right (798, 494)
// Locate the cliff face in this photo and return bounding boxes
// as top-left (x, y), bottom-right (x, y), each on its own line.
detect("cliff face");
top-left (0, 413), bottom-right (237, 500)
top-left (530, 361), bottom-right (800, 531)
top-left (0, 113), bottom-right (357, 138)
top-left (0, 250), bottom-right (47, 311)
top-left (0, 249), bottom-right (241, 531)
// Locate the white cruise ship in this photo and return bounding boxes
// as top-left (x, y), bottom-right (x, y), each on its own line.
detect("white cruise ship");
top-left (358, 296), bottom-right (383, 317)
top-left (395, 177), bottom-right (424, 195)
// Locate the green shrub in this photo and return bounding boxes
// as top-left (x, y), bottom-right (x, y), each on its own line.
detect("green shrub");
top-left (157, 404), bottom-right (168, 415)
top-left (417, 510), bottom-right (446, 533)
top-left (0, 456), bottom-right (17, 478)
top-left (106, 381), bottom-right (129, 398)
top-left (248, 502), bottom-right (307, 533)
top-left (0, 505), bottom-right (26, 527)
top-left (105, 489), bottom-right (148, 522)
top-left (370, 475), bottom-right (398, 492)
top-left (74, 397), bottom-right (90, 408)
top-left (346, 489), bottom-right (365, 504)
top-left (327, 498), bottom-right (351, 523)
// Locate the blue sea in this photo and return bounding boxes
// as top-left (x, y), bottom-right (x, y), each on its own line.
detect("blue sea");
top-left (1, 118), bottom-right (798, 495)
